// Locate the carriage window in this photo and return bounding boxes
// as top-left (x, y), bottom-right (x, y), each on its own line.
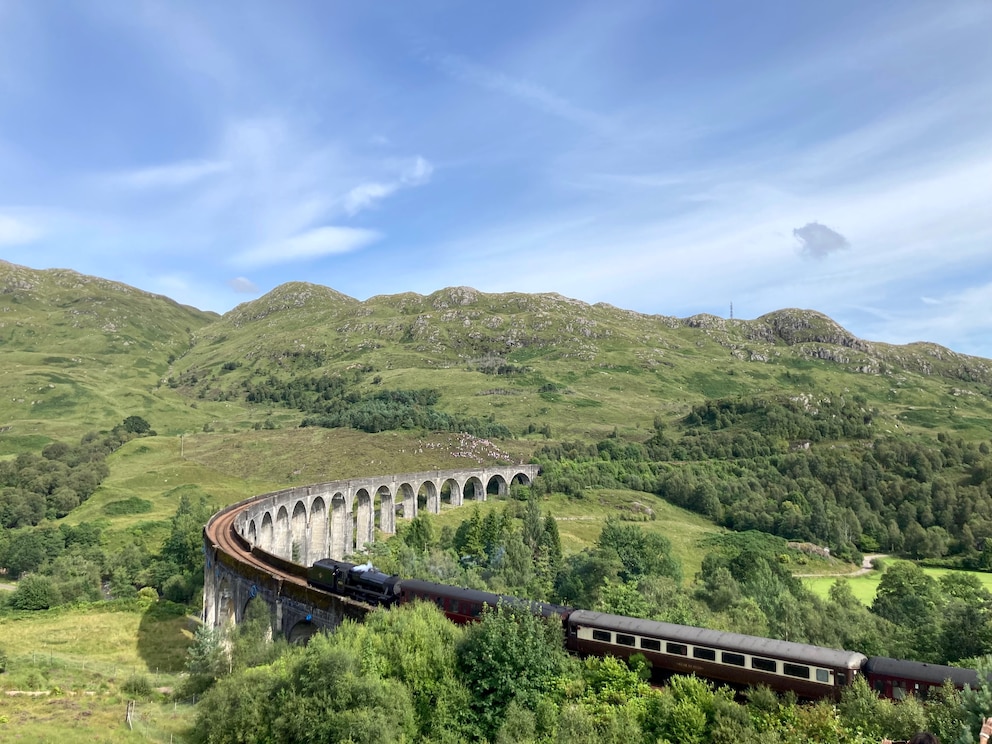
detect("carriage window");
top-left (692, 647), bottom-right (716, 661)
top-left (722, 652), bottom-right (745, 667)
top-left (815, 669), bottom-right (830, 683)
top-left (616, 634), bottom-right (636, 647)
top-left (471, 604), bottom-right (482, 617)
top-left (751, 657), bottom-right (777, 673)
top-left (666, 643), bottom-right (688, 656)
top-left (837, 673), bottom-right (847, 686)
top-left (640, 638), bottom-right (661, 651)
top-left (784, 663), bottom-right (810, 679)
top-left (592, 630), bottom-right (612, 643)
top-left (873, 679), bottom-right (885, 693)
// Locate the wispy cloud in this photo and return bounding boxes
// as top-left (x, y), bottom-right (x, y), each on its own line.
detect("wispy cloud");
top-left (234, 226), bottom-right (380, 268)
top-left (228, 276), bottom-right (258, 293)
top-left (343, 156), bottom-right (433, 215)
top-left (112, 160), bottom-right (230, 188)
top-left (0, 213), bottom-right (40, 244)
top-left (431, 52), bottom-right (613, 133)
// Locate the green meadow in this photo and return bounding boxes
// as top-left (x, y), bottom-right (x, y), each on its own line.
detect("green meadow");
top-left (803, 560), bottom-right (992, 606)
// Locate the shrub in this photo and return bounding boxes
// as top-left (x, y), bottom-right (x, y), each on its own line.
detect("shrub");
top-left (122, 673), bottom-right (152, 698)
top-left (8, 574), bottom-right (62, 610)
top-left (102, 497), bottom-right (154, 516)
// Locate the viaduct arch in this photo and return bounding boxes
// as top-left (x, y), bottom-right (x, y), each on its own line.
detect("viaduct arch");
top-left (203, 464), bottom-right (540, 638)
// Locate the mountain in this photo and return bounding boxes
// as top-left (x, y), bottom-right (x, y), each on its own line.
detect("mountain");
top-left (2, 260), bottom-right (992, 445)
top-left (0, 260), bottom-right (217, 441)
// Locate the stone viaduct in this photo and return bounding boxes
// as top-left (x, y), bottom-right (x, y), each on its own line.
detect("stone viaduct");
top-left (203, 464), bottom-right (540, 640)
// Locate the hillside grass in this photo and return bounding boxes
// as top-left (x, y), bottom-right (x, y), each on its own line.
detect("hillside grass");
top-left (421, 487), bottom-right (724, 581)
top-left (0, 600), bottom-right (197, 742)
top-left (802, 561), bottom-right (992, 606)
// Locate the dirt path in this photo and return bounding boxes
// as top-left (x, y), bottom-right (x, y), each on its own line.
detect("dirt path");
top-left (795, 553), bottom-right (887, 579)
top-left (0, 581), bottom-right (15, 591)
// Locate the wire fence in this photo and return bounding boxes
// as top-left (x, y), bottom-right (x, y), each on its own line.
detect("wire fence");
top-left (1, 650), bottom-right (183, 692)
top-left (2, 651), bottom-right (199, 742)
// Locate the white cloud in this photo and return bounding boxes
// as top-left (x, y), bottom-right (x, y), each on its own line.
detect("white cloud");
top-left (228, 276), bottom-right (258, 293)
top-left (343, 156), bottom-right (433, 215)
top-left (234, 226), bottom-right (380, 267)
top-left (0, 213), bottom-right (40, 244)
top-left (113, 159), bottom-right (230, 188)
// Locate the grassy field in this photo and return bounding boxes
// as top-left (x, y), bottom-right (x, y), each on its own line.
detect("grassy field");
top-left (423, 486), bottom-right (726, 581)
top-left (802, 560), bottom-right (992, 605)
top-left (0, 600), bottom-right (197, 742)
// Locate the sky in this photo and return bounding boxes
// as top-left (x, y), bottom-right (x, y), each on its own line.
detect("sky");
top-left (1, 2), bottom-right (991, 357)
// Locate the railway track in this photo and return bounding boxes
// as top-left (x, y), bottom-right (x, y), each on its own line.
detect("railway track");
top-left (205, 502), bottom-right (309, 588)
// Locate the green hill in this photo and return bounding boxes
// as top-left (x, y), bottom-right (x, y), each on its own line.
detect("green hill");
top-left (3, 259), bottom-right (992, 564)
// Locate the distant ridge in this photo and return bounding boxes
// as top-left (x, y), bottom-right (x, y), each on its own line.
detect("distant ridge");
top-left (2, 259), bottom-right (991, 442)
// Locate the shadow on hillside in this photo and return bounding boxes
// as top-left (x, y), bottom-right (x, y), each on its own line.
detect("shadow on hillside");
top-left (136, 599), bottom-right (199, 674)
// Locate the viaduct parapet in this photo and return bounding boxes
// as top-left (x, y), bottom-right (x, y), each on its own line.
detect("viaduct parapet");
top-left (203, 464), bottom-right (540, 640)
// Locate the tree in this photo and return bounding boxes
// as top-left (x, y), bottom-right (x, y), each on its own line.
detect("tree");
top-left (597, 519), bottom-right (683, 583)
top-left (122, 415), bottom-right (151, 434)
top-left (457, 602), bottom-right (571, 738)
top-left (402, 513), bottom-right (435, 554)
top-left (871, 561), bottom-right (942, 660)
top-left (353, 602), bottom-right (472, 741)
top-left (8, 573), bottom-right (61, 610)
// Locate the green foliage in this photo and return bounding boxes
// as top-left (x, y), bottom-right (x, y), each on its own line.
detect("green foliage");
top-left (457, 602), bottom-right (571, 738)
top-left (122, 415), bottom-right (152, 434)
top-left (8, 573), bottom-right (62, 610)
top-left (102, 497), bottom-right (153, 515)
top-left (249, 370), bottom-right (515, 438)
top-left (193, 632), bottom-right (417, 744)
top-left (0, 430), bottom-right (116, 528)
top-left (353, 602), bottom-right (472, 741)
top-left (122, 672), bottom-right (153, 697)
top-left (597, 518), bottom-right (683, 584)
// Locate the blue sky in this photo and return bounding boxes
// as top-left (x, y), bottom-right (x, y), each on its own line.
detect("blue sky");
top-left (1, 2), bottom-right (991, 357)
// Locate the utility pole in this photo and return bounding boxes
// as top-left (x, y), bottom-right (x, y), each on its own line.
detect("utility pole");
top-left (730, 301), bottom-right (734, 320)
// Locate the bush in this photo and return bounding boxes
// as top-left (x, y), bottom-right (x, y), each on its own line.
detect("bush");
top-left (0, 646), bottom-right (8, 673)
top-left (122, 673), bottom-right (153, 697)
top-left (8, 574), bottom-right (62, 610)
top-left (162, 573), bottom-right (194, 604)
top-left (102, 497), bottom-right (154, 516)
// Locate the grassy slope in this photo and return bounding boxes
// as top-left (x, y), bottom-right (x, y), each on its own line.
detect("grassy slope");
top-left (803, 561), bottom-right (992, 606)
top-left (0, 601), bottom-right (196, 742)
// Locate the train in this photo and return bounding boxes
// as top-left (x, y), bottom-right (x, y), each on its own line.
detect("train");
top-left (307, 557), bottom-right (981, 701)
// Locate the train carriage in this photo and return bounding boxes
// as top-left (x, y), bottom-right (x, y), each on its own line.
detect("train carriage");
top-left (305, 556), bottom-right (984, 703)
top-left (399, 578), bottom-right (571, 625)
top-left (864, 656), bottom-right (981, 700)
top-left (567, 610), bottom-right (867, 699)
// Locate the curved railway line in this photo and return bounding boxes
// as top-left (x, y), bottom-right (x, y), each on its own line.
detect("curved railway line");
top-left (205, 501), bottom-right (309, 588)
top-left (203, 481), bottom-right (986, 704)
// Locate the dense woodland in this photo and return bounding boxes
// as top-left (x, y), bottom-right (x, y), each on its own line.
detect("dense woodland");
top-left (537, 393), bottom-right (992, 566)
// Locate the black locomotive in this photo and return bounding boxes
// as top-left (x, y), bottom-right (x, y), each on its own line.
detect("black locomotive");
top-left (307, 558), bottom-right (981, 701)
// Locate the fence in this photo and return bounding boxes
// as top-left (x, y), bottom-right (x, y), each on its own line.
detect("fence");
top-left (1, 651), bottom-right (198, 742)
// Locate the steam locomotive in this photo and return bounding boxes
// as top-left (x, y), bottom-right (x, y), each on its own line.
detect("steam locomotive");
top-left (308, 557), bottom-right (981, 701)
